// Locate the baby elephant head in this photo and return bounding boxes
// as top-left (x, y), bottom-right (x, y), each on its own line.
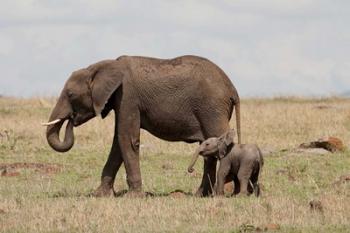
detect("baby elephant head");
top-left (187, 129), bottom-right (235, 173)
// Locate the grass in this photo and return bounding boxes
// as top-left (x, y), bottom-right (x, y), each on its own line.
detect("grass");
top-left (0, 97), bottom-right (349, 232)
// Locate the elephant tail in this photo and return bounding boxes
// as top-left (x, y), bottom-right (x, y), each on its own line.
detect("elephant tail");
top-left (257, 146), bottom-right (264, 179)
top-left (230, 97), bottom-right (241, 144)
top-left (253, 146), bottom-right (264, 197)
top-left (257, 147), bottom-right (264, 170)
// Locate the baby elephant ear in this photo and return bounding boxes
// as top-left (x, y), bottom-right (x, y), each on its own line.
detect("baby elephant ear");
top-left (90, 67), bottom-right (124, 117)
top-left (218, 129), bottom-right (235, 159)
top-left (224, 129), bottom-right (235, 145)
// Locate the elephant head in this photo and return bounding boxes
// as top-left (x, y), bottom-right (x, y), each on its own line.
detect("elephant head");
top-left (43, 60), bottom-right (124, 152)
top-left (187, 129), bottom-right (235, 173)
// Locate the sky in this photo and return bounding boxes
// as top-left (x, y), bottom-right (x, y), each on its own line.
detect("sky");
top-left (0, 0), bottom-right (349, 97)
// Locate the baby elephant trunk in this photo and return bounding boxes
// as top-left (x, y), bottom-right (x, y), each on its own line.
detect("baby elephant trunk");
top-left (188, 147), bottom-right (200, 173)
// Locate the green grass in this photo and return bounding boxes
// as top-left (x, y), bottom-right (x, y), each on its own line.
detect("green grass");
top-left (0, 97), bottom-right (349, 232)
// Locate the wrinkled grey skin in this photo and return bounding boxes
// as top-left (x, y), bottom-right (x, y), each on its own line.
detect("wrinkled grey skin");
top-left (188, 130), bottom-right (263, 197)
top-left (45, 55), bottom-right (241, 197)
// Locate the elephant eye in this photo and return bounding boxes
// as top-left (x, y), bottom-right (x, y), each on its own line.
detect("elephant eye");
top-left (67, 91), bottom-right (74, 98)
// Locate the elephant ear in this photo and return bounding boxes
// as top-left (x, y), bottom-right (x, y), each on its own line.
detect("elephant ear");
top-left (217, 129), bottom-right (235, 159)
top-left (90, 67), bottom-right (124, 117)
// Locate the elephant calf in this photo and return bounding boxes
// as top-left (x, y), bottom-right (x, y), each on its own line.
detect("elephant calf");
top-left (188, 129), bottom-right (263, 197)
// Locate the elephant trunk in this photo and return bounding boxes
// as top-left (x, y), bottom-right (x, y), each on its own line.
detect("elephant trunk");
top-left (46, 119), bottom-right (74, 152)
top-left (45, 94), bottom-right (75, 152)
top-left (187, 147), bottom-right (200, 173)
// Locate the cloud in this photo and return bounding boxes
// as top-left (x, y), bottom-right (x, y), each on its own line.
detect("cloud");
top-left (0, 0), bottom-right (349, 97)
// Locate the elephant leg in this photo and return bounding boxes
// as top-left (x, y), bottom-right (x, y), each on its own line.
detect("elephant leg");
top-left (237, 168), bottom-right (250, 196)
top-left (247, 179), bottom-right (254, 194)
top-left (119, 135), bottom-right (142, 192)
top-left (215, 163), bottom-right (231, 196)
top-left (93, 127), bottom-right (123, 197)
top-left (118, 110), bottom-right (142, 194)
top-left (224, 172), bottom-right (234, 195)
top-left (232, 176), bottom-right (240, 196)
top-left (216, 168), bottom-right (227, 196)
top-left (250, 165), bottom-right (260, 197)
top-left (195, 156), bottom-right (217, 197)
top-left (215, 176), bottom-right (225, 196)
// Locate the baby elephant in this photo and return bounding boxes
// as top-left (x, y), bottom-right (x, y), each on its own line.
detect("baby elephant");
top-left (188, 129), bottom-right (263, 197)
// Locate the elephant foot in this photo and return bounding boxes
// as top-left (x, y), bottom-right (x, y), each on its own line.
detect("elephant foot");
top-left (235, 192), bottom-right (249, 198)
top-left (194, 187), bottom-right (204, 197)
top-left (91, 185), bottom-right (115, 197)
top-left (124, 190), bottom-right (146, 198)
top-left (214, 191), bottom-right (225, 197)
top-left (253, 185), bottom-right (261, 197)
top-left (213, 194), bottom-right (226, 199)
top-left (194, 187), bottom-right (213, 197)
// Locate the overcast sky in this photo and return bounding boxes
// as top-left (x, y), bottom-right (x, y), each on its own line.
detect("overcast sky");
top-left (1, 0), bottom-right (349, 97)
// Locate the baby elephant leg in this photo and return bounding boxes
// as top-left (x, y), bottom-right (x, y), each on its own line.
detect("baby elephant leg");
top-left (250, 162), bottom-right (261, 197)
top-left (216, 162), bottom-right (231, 196)
top-left (216, 171), bottom-right (226, 196)
top-left (237, 168), bottom-right (251, 196)
top-left (247, 179), bottom-right (254, 195)
top-left (232, 176), bottom-right (240, 196)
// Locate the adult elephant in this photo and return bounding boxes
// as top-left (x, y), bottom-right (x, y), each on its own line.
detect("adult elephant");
top-left (43, 55), bottom-right (241, 197)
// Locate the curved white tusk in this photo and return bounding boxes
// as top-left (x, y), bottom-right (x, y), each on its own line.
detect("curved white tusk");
top-left (41, 119), bottom-right (62, 126)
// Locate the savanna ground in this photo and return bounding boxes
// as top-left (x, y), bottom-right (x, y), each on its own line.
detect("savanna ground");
top-left (0, 97), bottom-right (349, 233)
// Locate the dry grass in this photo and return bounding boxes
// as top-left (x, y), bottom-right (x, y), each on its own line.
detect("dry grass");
top-left (0, 97), bottom-right (349, 232)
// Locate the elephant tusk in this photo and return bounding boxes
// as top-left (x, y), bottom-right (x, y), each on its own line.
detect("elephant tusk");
top-left (41, 119), bottom-right (62, 126)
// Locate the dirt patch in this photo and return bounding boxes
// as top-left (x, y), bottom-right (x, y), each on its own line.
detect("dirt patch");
top-left (255, 223), bottom-right (281, 232)
top-left (314, 105), bottom-right (333, 110)
top-left (263, 223), bottom-right (281, 231)
top-left (293, 148), bottom-right (330, 155)
top-left (0, 162), bottom-right (62, 177)
top-left (169, 190), bottom-right (188, 198)
top-left (299, 136), bottom-right (345, 152)
top-left (224, 182), bottom-right (234, 193)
